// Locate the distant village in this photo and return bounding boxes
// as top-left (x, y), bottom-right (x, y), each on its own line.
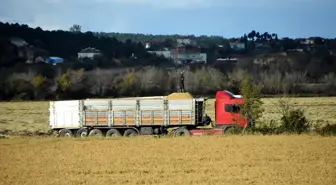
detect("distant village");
top-left (8, 35), bottom-right (325, 66)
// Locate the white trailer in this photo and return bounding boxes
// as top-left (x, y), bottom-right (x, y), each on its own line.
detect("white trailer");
top-left (49, 93), bottom-right (211, 137)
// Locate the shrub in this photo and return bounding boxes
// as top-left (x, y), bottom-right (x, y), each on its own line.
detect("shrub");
top-left (275, 96), bottom-right (310, 134)
top-left (314, 123), bottom-right (336, 136)
top-left (255, 119), bottom-right (279, 135)
top-left (279, 108), bottom-right (310, 134)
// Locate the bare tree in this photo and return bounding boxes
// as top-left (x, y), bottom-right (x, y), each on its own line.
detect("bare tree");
top-left (87, 68), bottom-right (117, 97)
top-left (282, 71), bottom-right (307, 94)
top-left (136, 67), bottom-right (168, 94)
top-left (259, 71), bottom-right (283, 94)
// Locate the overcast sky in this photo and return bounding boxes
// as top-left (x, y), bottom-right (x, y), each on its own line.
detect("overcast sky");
top-left (1, 0), bottom-right (335, 38)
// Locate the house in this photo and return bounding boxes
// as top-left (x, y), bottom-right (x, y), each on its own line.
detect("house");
top-left (176, 53), bottom-right (207, 64)
top-left (78, 47), bottom-right (102, 60)
top-left (147, 45), bottom-right (207, 64)
top-left (300, 39), bottom-right (315, 45)
top-left (10, 37), bottom-right (28, 47)
top-left (253, 53), bottom-right (287, 66)
top-left (145, 42), bottom-right (151, 49)
top-left (230, 42), bottom-right (245, 50)
top-left (25, 46), bottom-right (35, 63)
top-left (176, 38), bottom-right (196, 46)
top-left (150, 45), bottom-right (207, 64)
top-left (171, 45), bottom-right (206, 64)
top-left (16, 45), bottom-right (36, 63)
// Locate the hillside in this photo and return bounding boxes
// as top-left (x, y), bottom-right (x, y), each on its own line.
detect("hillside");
top-left (0, 22), bottom-right (336, 101)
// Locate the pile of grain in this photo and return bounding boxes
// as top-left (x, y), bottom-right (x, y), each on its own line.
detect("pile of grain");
top-left (167, 92), bottom-right (193, 100)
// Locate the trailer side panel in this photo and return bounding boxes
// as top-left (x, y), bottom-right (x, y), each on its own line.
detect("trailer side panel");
top-left (49, 100), bottom-right (81, 129)
top-left (167, 99), bottom-right (194, 125)
top-left (111, 99), bottom-right (137, 126)
top-left (83, 100), bottom-right (109, 126)
top-left (139, 99), bottom-right (165, 126)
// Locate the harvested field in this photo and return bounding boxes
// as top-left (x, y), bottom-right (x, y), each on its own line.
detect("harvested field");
top-left (0, 136), bottom-right (335, 185)
top-left (0, 97), bottom-right (336, 133)
top-left (0, 101), bottom-right (49, 133)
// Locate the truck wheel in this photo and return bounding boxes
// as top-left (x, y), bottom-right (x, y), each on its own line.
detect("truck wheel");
top-left (88, 129), bottom-right (103, 137)
top-left (76, 128), bottom-right (88, 138)
top-left (59, 129), bottom-right (73, 137)
top-left (106, 129), bottom-right (121, 137)
top-left (123, 129), bottom-right (138, 137)
top-left (173, 127), bottom-right (190, 137)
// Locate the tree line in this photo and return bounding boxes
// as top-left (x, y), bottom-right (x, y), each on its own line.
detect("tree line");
top-left (0, 66), bottom-right (335, 101)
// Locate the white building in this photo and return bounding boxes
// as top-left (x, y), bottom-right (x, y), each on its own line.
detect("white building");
top-left (148, 49), bottom-right (207, 64)
top-left (78, 47), bottom-right (102, 60)
top-left (176, 38), bottom-right (196, 46)
top-left (230, 42), bottom-right (245, 50)
top-left (176, 53), bottom-right (207, 63)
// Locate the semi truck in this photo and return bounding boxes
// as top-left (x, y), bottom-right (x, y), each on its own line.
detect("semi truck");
top-left (49, 90), bottom-right (251, 137)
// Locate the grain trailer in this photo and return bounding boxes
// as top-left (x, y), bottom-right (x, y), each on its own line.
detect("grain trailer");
top-left (49, 90), bottom-right (250, 137)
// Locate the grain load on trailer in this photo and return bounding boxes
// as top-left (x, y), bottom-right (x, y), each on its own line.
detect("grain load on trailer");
top-left (49, 90), bottom-right (254, 137)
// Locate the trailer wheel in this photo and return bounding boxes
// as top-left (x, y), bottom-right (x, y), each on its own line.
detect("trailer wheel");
top-left (173, 127), bottom-right (190, 137)
top-left (88, 129), bottom-right (103, 137)
top-left (59, 129), bottom-right (73, 137)
top-left (168, 129), bottom-right (176, 136)
top-left (76, 128), bottom-right (88, 138)
top-left (106, 129), bottom-right (121, 137)
top-left (123, 129), bottom-right (138, 137)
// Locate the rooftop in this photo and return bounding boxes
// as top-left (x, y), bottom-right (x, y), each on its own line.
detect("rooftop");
top-left (79, 47), bottom-right (101, 53)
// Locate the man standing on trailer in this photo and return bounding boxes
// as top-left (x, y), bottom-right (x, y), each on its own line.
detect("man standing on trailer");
top-left (179, 72), bottom-right (185, 92)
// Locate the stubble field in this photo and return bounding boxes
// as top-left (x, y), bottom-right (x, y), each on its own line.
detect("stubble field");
top-left (0, 97), bottom-right (335, 185)
top-left (0, 135), bottom-right (335, 185)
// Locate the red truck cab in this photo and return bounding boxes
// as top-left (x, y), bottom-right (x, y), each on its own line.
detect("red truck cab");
top-left (215, 90), bottom-right (247, 130)
top-left (189, 90), bottom-right (249, 136)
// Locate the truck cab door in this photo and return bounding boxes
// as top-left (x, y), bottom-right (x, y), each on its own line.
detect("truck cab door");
top-left (225, 104), bottom-right (246, 127)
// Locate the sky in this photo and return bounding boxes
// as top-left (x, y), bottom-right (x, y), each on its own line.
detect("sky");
top-left (1, 0), bottom-right (335, 38)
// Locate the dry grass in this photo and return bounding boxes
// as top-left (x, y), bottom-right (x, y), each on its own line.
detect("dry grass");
top-left (0, 135), bottom-right (335, 185)
top-left (0, 97), bottom-right (336, 133)
top-left (0, 101), bottom-right (49, 132)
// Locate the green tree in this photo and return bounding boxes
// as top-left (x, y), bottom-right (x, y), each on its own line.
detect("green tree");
top-left (239, 75), bottom-right (264, 132)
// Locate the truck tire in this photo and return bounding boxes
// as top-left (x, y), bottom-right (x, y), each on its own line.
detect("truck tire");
top-left (106, 129), bottom-right (121, 137)
top-left (123, 129), bottom-right (138, 137)
top-left (173, 127), bottom-right (190, 136)
top-left (76, 128), bottom-right (88, 138)
top-left (88, 129), bottom-right (103, 137)
top-left (59, 129), bottom-right (73, 137)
